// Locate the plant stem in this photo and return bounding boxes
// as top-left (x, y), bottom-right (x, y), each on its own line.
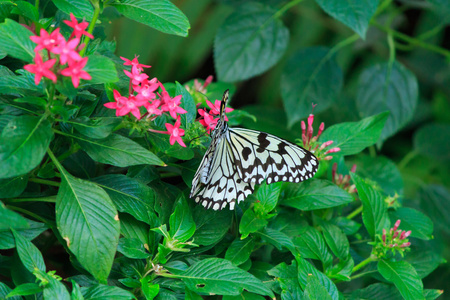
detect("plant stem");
top-left (274, 0), bottom-right (305, 19)
top-left (7, 205), bottom-right (49, 224)
top-left (346, 205), bottom-right (363, 219)
top-left (371, 21), bottom-right (450, 58)
top-left (28, 178), bottom-right (61, 187)
top-left (6, 196), bottom-right (57, 203)
top-left (79, 1), bottom-right (101, 57)
top-left (352, 254), bottom-right (377, 274)
top-left (398, 150), bottom-right (418, 170)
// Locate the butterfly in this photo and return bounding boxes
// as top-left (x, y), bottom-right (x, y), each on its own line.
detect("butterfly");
top-left (190, 90), bottom-right (319, 210)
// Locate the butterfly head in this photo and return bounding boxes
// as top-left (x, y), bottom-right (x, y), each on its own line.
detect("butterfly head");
top-left (220, 89), bottom-right (229, 121)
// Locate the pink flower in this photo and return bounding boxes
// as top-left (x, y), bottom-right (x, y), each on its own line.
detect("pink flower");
top-left (135, 78), bottom-right (159, 101)
top-left (144, 100), bottom-right (162, 116)
top-left (30, 28), bottom-right (64, 52)
top-left (64, 13), bottom-right (94, 39)
top-left (121, 55), bottom-right (151, 72)
top-left (393, 219), bottom-right (401, 232)
top-left (165, 117), bottom-right (186, 147)
top-left (24, 52), bottom-right (57, 85)
top-left (51, 37), bottom-right (81, 65)
top-left (206, 99), bottom-right (233, 121)
top-left (198, 109), bottom-right (217, 133)
top-left (60, 57), bottom-right (91, 88)
top-left (124, 66), bottom-right (148, 86)
top-left (160, 91), bottom-right (187, 119)
top-left (331, 163), bottom-right (357, 193)
top-left (104, 90), bottom-right (128, 115)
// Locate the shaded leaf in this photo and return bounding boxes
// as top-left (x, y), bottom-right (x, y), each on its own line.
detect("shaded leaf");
top-left (389, 208), bottom-right (433, 240)
top-left (414, 123), bottom-right (450, 160)
top-left (0, 18), bottom-right (35, 62)
top-left (52, 0), bottom-right (94, 20)
top-left (12, 228), bottom-right (46, 273)
top-left (378, 260), bottom-right (423, 300)
top-left (225, 238), bottom-right (255, 266)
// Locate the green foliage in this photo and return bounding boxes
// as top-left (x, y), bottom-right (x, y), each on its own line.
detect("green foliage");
top-left (0, 0), bottom-right (448, 299)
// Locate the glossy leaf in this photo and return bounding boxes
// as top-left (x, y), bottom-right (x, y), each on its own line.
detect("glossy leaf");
top-left (0, 19), bottom-right (35, 62)
top-left (281, 47), bottom-right (342, 127)
top-left (268, 261), bottom-right (303, 300)
top-left (0, 116), bottom-right (53, 179)
top-left (192, 207), bottom-right (232, 246)
top-left (297, 258), bottom-right (339, 300)
top-left (239, 209), bottom-right (268, 240)
top-left (225, 238), bottom-right (255, 266)
top-left (293, 226), bottom-right (332, 269)
top-left (319, 112), bottom-right (389, 156)
top-left (389, 208), bottom-right (433, 240)
top-left (78, 133), bottom-right (165, 167)
top-left (6, 283), bottom-right (42, 298)
top-left (13, 1), bottom-right (39, 22)
top-left (304, 275), bottom-right (333, 300)
top-left (34, 269), bottom-right (71, 300)
top-left (0, 202), bottom-right (29, 230)
top-left (117, 237), bottom-right (150, 259)
top-left (72, 117), bottom-right (122, 139)
top-left (180, 258), bottom-right (274, 297)
top-left (11, 228), bottom-right (46, 273)
top-left (378, 260), bottom-right (423, 300)
top-left (357, 61), bottom-right (418, 141)
top-left (320, 222), bottom-right (349, 260)
top-left (346, 283), bottom-right (402, 300)
top-left (111, 0), bottom-right (190, 37)
top-left (84, 55), bottom-right (119, 85)
top-left (214, 2), bottom-right (289, 82)
top-left (282, 179), bottom-right (353, 211)
top-left (80, 284), bottom-right (135, 299)
top-left (52, 0), bottom-right (94, 20)
top-left (56, 171), bottom-right (120, 282)
top-left (0, 75), bottom-right (44, 96)
top-left (0, 219), bottom-right (47, 250)
top-left (256, 227), bottom-right (294, 251)
top-left (175, 82), bottom-right (196, 130)
top-left (314, 0), bottom-right (379, 38)
top-left (169, 195), bottom-right (196, 242)
top-left (254, 181), bottom-right (282, 214)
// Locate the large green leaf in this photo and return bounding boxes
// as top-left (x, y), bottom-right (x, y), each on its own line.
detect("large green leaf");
top-left (77, 133), bottom-right (165, 167)
top-left (11, 228), bottom-right (46, 273)
top-left (52, 0), bottom-right (94, 20)
top-left (34, 269), bottom-right (71, 300)
top-left (378, 260), bottom-right (423, 300)
top-left (268, 261), bottom-right (303, 300)
top-left (351, 173), bottom-right (389, 238)
top-left (72, 117), bottom-right (122, 140)
top-left (314, 0), bottom-right (379, 38)
top-left (175, 82), bottom-right (196, 130)
top-left (413, 123), bottom-right (450, 160)
top-left (179, 258), bottom-right (274, 297)
top-left (0, 75), bottom-right (44, 96)
top-left (13, 1), bottom-right (39, 22)
top-left (169, 195), bottom-right (196, 243)
top-left (282, 179), bottom-right (353, 211)
top-left (346, 283), bottom-right (402, 300)
top-left (255, 227), bottom-right (294, 252)
top-left (297, 258), bottom-right (339, 300)
top-left (319, 112), bottom-right (389, 156)
top-left (92, 174), bottom-right (156, 225)
top-left (0, 175), bottom-right (28, 198)
top-left (254, 181), bottom-right (282, 214)
top-left (281, 47), bottom-right (342, 127)
top-left (357, 61), bottom-right (418, 141)
top-left (111, 0), bottom-right (190, 37)
top-left (320, 222), bottom-right (349, 260)
top-left (0, 202), bottom-right (29, 230)
top-left (56, 171), bottom-right (120, 282)
top-left (0, 219), bottom-right (47, 250)
top-left (214, 2), bottom-right (289, 82)
top-left (117, 237), bottom-right (150, 259)
top-left (192, 207), bottom-right (232, 246)
top-left (293, 226), bottom-right (332, 270)
top-left (239, 209), bottom-right (268, 240)
top-left (304, 275), bottom-right (333, 300)
top-left (80, 284), bottom-right (135, 299)
top-left (0, 19), bottom-right (35, 62)
top-left (389, 208), bottom-right (433, 240)
top-left (419, 185), bottom-right (450, 237)
top-left (84, 55), bottom-right (119, 85)
top-left (225, 238), bottom-right (255, 266)
top-left (0, 116), bottom-right (53, 179)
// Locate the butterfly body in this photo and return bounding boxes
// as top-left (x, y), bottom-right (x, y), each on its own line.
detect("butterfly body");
top-left (190, 90), bottom-right (318, 210)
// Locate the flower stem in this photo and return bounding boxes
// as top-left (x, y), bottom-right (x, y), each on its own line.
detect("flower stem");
top-left (28, 178), bottom-right (61, 187)
top-left (79, 1), bottom-right (101, 57)
top-left (352, 254), bottom-right (377, 274)
top-left (346, 205), bottom-right (363, 219)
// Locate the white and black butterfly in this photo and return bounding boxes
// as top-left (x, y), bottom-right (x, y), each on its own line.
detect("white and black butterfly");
top-left (190, 90), bottom-right (318, 210)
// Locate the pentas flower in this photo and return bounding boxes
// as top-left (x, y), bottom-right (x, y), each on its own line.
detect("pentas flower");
top-left (198, 108), bottom-right (217, 133)
top-left (191, 75), bottom-right (213, 94)
top-left (30, 28), bottom-right (64, 52)
top-left (372, 219), bottom-right (412, 258)
top-left (60, 57), bottom-right (91, 88)
top-left (121, 56), bottom-right (151, 72)
top-left (159, 85), bottom-right (187, 119)
top-left (332, 163), bottom-right (357, 193)
top-left (64, 13), bottom-right (94, 39)
top-left (24, 53), bottom-right (57, 84)
top-left (144, 100), bottom-right (162, 117)
top-left (206, 99), bottom-right (234, 121)
top-left (124, 66), bottom-right (149, 86)
top-left (51, 37), bottom-right (81, 65)
top-left (135, 78), bottom-right (159, 101)
top-left (165, 116), bottom-right (186, 147)
top-left (299, 111), bottom-right (340, 160)
top-left (104, 90), bottom-right (147, 119)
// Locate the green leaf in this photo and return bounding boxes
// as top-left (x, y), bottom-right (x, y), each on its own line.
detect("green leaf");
top-left (56, 171), bottom-right (120, 282)
top-left (346, 283), bottom-right (402, 300)
top-left (297, 258), bottom-right (339, 300)
top-left (180, 258), bottom-right (274, 297)
top-left (304, 275), bottom-right (333, 300)
top-left (225, 238), bottom-right (255, 266)
top-left (281, 47), bottom-right (342, 127)
top-left (0, 201), bottom-right (29, 230)
top-left (293, 227), bottom-right (333, 270)
top-left (254, 181), bottom-right (282, 214)
top-left (389, 208), bottom-right (433, 240)
top-left (52, 0), bottom-right (94, 20)
top-left (0, 75), bottom-right (44, 96)
top-left (282, 179), bottom-right (353, 211)
top-left (141, 278), bottom-right (159, 300)
top-left (214, 2), bottom-right (289, 82)
top-left (314, 0), bottom-right (379, 38)
top-left (119, 213), bottom-right (151, 250)
top-left (34, 269), bottom-right (71, 300)
top-left (223, 292), bottom-right (265, 300)
top-left (418, 185), bottom-right (450, 237)
top-left (351, 173), bottom-right (389, 238)
top-left (378, 260), bottom-right (423, 300)
top-left (0, 219), bottom-right (47, 250)
top-left (319, 112), bottom-right (389, 156)
top-left (80, 284), bottom-right (135, 299)
top-left (72, 117), bottom-right (122, 139)
top-left (320, 222), bottom-right (349, 260)
top-left (111, 0), bottom-right (190, 37)
top-left (239, 209), bottom-right (267, 240)
top-left (192, 207), bottom-right (232, 246)
top-left (117, 237), bottom-right (150, 259)
top-left (13, 1), bottom-right (39, 22)
top-left (78, 133), bottom-right (165, 167)
top-left (169, 195), bottom-right (196, 243)
top-left (92, 174), bottom-right (156, 225)
top-left (405, 248), bottom-right (445, 279)
top-left (0, 116), bottom-right (53, 179)
top-left (71, 281), bottom-right (83, 300)
top-left (413, 123), bottom-right (450, 160)
top-left (14, 96), bottom-right (47, 108)
top-left (84, 55), bottom-right (119, 85)
top-left (175, 82), bottom-right (196, 130)
top-left (268, 261), bottom-right (303, 300)
top-left (255, 227), bottom-right (294, 251)
top-left (357, 61), bottom-right (418, 141)
top-left (6, 283), bottom-right (42, 298)
top-left (0, 19), bottom-right (35, 62)
top-left (11, 228), bottom-right (46, 273)
top-left (424, 289), bottom-right (444, 300)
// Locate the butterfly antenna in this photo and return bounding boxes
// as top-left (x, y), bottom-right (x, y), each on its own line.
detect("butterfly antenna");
top-left (220, 89), bottom-right (229, 122)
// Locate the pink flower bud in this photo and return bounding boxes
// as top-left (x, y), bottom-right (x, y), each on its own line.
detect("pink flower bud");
top-left (350, 164), bottom-right (357, 173)
top-left (323, 156), bottom-right (333, 160)
top-left (393, 219), bottom-right (401, 231)
top-left (400, 242), bottom-right (411, 248)
top-left (401, 230), bottom-right (411, 240)
top-left (382, 229), bottom-right (386, 243)
top-left (393, 231), bottom-right (399, 239)
top-left (307, 114), bottom-right (314, 127)
top-left (325, 147), bottom-right (340, 154)
top-left (319, 140), bottom-right (333, 151)
top-left (332, 163), bottom-right (337, 181)
top-left (301, 121), bottom-right (306, 134)
top-left (317, 122), bottom-right (325, 138)
top-left (204, 75), bottom-right (213, 87)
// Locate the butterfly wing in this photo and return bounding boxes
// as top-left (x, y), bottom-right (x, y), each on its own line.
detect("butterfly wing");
top-left (228, 128), bottom-right (319, 185)
top-left (190, 130), bottom-right (255, 210)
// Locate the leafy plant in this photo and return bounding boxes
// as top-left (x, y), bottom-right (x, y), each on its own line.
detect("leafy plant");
top-left (0, 0), bottom-right (448, 299)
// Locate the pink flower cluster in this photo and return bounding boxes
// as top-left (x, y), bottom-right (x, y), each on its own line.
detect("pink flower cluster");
top-left (104, 56), bottom-right (187, 147)
top-left (300, 110), bottom-right (340, 160)
top-left (24, 13), bottom-right (92, 88)
top-left (373, 219), bottom-right (412, 258)
top-left (332, 163), bottom-right (357, 193)
top-left (197, 99), bottom-right (234, 133)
